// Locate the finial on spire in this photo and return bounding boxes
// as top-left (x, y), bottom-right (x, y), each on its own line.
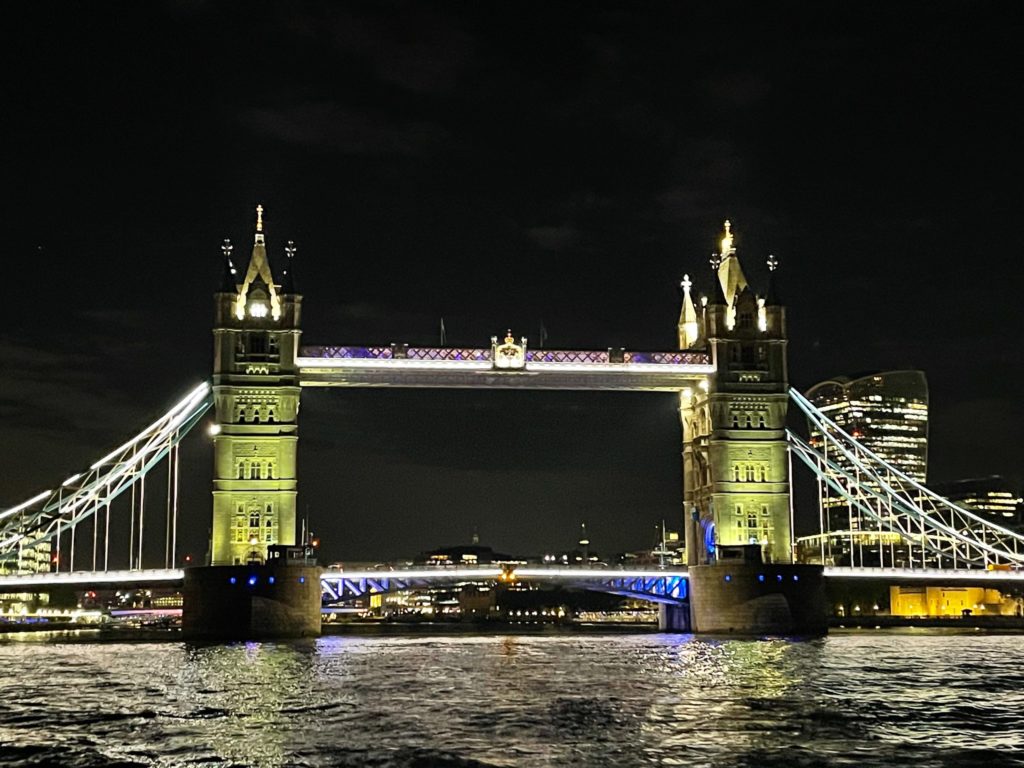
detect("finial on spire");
top-left (281, 240), bottom-right (298, 294)
top-left (256, 204), bottom-right (264, 233)
top-left (767, 254), bottom-right (778, 272)
top-left (720, 219), bottom-right (734, 256)
top-left (681, 274), bottom-right (693, 293)
top-left (219, 238), bottom-right (237, 292)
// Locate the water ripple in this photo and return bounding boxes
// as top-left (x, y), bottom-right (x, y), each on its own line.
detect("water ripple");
top-left (0, 632), bottom-right (1023, 766)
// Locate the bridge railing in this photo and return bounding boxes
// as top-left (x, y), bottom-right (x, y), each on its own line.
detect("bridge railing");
top-left (0, 383), bottom-right (212, 572)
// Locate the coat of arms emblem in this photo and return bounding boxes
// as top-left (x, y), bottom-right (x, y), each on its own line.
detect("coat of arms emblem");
top-left (491, 330), bottom-right (527, 369)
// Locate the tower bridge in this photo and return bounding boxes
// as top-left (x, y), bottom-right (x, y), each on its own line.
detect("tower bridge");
top-left (3, 209), bottom-right (1023, 636)
top-left (207, 212), bottom-right (794, 570)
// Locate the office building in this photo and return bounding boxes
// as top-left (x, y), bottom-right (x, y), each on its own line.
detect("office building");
top-left (797, 370), bottom-right (929, 566)
top-left (932, 476), bottom-right (1023, 532)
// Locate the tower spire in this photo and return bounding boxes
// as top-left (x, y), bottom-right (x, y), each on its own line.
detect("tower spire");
top-left (235, 203), bottom-right (280, 319)
top-left (716, 219), bottom-right (747, 327)
top-left (707, 253), bottom-right (727, 306)
top-left (678, 273), bottom-right (701, 348)
top-left (721, 219), bottom-right (734, 256)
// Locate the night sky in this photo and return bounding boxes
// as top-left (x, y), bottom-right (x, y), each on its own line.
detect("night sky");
top-left (4, 2), bottom-right (1022, 565)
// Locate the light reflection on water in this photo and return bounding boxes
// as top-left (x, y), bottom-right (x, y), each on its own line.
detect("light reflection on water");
top-left (0, 631), bottom-right (1022, 767)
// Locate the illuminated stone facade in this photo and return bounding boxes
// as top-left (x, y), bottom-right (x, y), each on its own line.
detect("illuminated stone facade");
top-left (680, 223), bottom-right (792, 565)
top-left (210, 210), bottom-right (302, 565)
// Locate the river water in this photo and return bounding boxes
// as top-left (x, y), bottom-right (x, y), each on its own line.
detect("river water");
top-left (0, 630), bottom-right (1022, 767)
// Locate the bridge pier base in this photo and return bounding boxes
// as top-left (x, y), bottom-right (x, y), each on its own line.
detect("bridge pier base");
top-left (687, 545), bottom-right (827, 636)
top-left (658, 603), bottom-right (691, 632)
top-left (182, 564), bottom-right (322, 640)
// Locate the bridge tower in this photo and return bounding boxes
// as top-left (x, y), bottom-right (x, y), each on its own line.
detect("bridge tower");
top-left (680, 222), bottom-right (791, 565)
top-left (210, 206), bottom-right (302, 565)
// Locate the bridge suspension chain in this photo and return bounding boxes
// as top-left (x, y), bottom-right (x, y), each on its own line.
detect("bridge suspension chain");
top-left (0, 382), bottom-right (213, 572)
top-left (788, 387), bottom-right (1024, 569)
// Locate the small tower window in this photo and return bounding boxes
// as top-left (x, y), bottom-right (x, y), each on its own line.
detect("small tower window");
top-left (248, 332), bottom-right (267, 355)
top-left (249, 463), bottom-right (259, 480)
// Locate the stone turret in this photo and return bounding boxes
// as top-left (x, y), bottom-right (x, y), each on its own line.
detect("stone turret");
top-left (681, 221), bottom-right (792, 567)
top-left (210, 206), bottom-right (302, 566)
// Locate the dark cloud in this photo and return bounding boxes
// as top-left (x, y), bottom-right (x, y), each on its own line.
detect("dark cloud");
top-left (292, 3), bottom-right (477, 96)
top-left (241, 102), bottom-right (448, 157)
top-left (702, 70), bottom-right (773, 109)
top-left (525, 224), bottom-right (581, 252)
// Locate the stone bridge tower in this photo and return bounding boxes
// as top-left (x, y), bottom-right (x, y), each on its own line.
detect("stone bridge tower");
top-left (679, 222), bottom-right (791, 565)
top-left (210, 206), bottom-right (302, 565)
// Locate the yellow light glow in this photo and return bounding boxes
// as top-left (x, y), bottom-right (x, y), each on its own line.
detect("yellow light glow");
top-left (721, 219), bottom-right (733, 256)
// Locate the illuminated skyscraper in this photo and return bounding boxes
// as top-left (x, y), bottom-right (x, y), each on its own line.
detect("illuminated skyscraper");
top-left (798, 371), bottom-right (929, 566)
top-left (932, 476), bottom-right (1023, 532)
top-left (807, 371), bottom-right (929, 480)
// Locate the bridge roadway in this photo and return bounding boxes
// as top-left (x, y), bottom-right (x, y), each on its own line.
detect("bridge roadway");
top-left (296, 346), bottom-right (714, 391)
top-left (3, 566), bottom-right (1023, 599)
top-left (0, 567), bottom-right (689, 605)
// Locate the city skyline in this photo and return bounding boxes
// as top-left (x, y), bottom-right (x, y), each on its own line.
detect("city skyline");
top-left (5, 3), bottom-right (1022, 563)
